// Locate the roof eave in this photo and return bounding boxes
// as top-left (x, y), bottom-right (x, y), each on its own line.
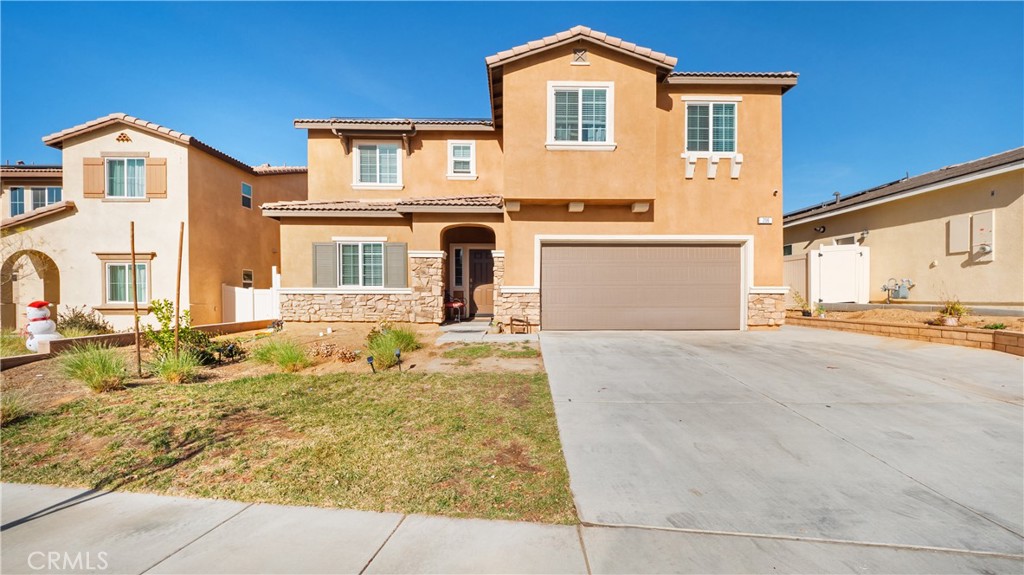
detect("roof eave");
top-left (396, 206), bottom-right (504, 214)
top-left (665, 76), bottom-right (799, 93)
top-left (293, 121), bottom-right (494, 132)
top-left (485, 34), bottom-right (676, 73)
top-left (260, 209), bottom-right (405, 219)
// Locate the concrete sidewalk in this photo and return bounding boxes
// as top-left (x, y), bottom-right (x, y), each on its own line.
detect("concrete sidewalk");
top-left (3, 483), bottom-right (1021, 574)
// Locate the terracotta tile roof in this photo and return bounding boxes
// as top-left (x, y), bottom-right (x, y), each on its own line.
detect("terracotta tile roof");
top-left (252, 164), bottom-right (307, 175)
top-left (1, 200), bottom-right (76, 230)
top-left (0, 165), bottom-right (63, 174)
top-left (262, 195), bottom-right (504, 216)
top-left (784, 147), bottom-right (1024, 224)
top-left (668, 71), bottom-right (799, 78)
top-left (399, 195), bottom-right (503, 207)
top-left (485, 25), bottom-right (677, 69)
top-left (41, 113), bottom-right (301, 177)
top-left (293, 118), bottom-right (494, 131)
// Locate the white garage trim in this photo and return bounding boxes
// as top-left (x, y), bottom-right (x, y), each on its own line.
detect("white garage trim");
top-left (500, 234), bottom-right (755, 330)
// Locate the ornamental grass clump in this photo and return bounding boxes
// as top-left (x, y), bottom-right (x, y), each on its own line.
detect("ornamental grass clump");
top-left (1, 391), bottom-right (29, 426)
top-left (147, 351), bottom-right (203, 384)
top-left (366, 325), bottom-right (421, 369)
top-left (252, 339), bottom-right (312, 372)
top-left (58, 343), bottom-right (127, 392)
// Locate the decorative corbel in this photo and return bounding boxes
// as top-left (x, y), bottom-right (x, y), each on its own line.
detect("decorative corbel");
top-left (730, 153), bottom-right (744, 179)
top-left (683, 154), bottom-right (697, 179)
top-left (707, 154), bottom-right (720, 179)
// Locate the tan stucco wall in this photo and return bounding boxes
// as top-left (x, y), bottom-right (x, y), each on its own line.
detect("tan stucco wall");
top-left (284, 41), bottom-right (787, 293)
top-left (1, 124), bottom-right (191, 331)
top-left (187, 150), bottom-right (307, 324)
top-left (784, 169), bottom-right (1024, 304)
top-left (307, 131), bottom-right (503, 202)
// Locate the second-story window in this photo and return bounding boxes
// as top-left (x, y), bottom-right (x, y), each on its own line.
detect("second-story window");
top-left (106, 158), bottom-right (146, 198)
top-left (9, 186), bottom-right (62, 217)
top-left (546, 81), bottom-right (616, 150)
top-left (686, 103), bottom-right (736, 153)
top-left (353, 142), bottom-right (402, 188)
top-left (241, 182), bottom-right (253, 209)
top-left (447, 141), bottom-right (477, 180)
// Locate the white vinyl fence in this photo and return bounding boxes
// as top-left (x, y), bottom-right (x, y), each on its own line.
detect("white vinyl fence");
top-left (221, 267), bottom-right (281, 322)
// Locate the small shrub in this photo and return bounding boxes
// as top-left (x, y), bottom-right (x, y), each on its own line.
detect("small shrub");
top-left (790, 290), bottom-right (811, 312)
top-left (938, 298), bottom-right (970, 319)
top-left (58, 343), bottom-right (127, 392)
top-left (252, 340), bottom-right (312, 372)
top-left (367, 326), bottom-right (421, 369)
top-left (1, 330), bottom-right (27, 357)
top-left (1, 391), bottom-right (29, 426)
top-left (56, 306), bottom-right (113, 335)
top-left (982, 323), bottom-right (1007, 330)
top-left (147, 351), bottom-right (203, 384)
top-left (143, 300), bottom-right (213, 363)
top-left (210, 338), bottom-right (247, 363)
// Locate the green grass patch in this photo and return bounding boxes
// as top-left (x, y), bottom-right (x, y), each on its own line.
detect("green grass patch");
top-left (442, 344), bottom-right (495, 360)
top-left (0, 371), bottom-right (575, 523)
top-left (57, 344), bottom-right (127, 392)
top-left (147, 351), bottom-right (204, 384)
top-left (1, 330), bottom-right (28, 357)
top-left (252, 340), bottom-right (312, 372)
top-left (443, 343), bottom-right (540, 361)
top-left (982, 323), bottom-right (1007, 330)
top-left (366, 326), bottom-right (421, 369)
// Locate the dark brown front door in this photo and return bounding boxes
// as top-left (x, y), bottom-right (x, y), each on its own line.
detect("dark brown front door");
top-left (469, 249), bottom-right (494, 315)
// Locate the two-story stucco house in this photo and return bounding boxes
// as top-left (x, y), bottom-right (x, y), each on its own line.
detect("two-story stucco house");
top-left (1, 113), bottom-right (307, 330)
top-left (264, 26), bottom-right (798, 330)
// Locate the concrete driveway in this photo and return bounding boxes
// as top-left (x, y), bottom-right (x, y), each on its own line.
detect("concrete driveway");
top-left (541, 326), bottom-right (1024, 556)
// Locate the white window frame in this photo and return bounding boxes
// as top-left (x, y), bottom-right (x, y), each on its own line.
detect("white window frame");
top-left (352, 140), bottom-right (403, 190)
top-left (105, 262), bottom-right (149, 304)
top-left (242, 269), bottom-right (254, 288)
top-left (337, 241), bottom-right (385, 287)
top-left (546, 81), bottom-right (616, 151)
top-left (241, 182), bottom-right (253, 209)
top-left (8, 187), bottom-right (25, 217)
top-left (682, 97), bottom-right (741, 158)
top-left (8, 186), bottom-right (63, 217)
top-left (104, 157), bottom-right (147, 199)
top-left (446, 140), bottom-right (478, 180)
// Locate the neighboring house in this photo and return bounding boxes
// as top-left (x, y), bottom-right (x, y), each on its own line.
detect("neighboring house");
top-left (783, 147), bottom-right (1023, 308)
top-left (264, 25), bottom-right (798, 330)
top-left (1, 113), bottom-right (307, 331)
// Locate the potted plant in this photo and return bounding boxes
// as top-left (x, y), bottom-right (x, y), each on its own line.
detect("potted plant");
top-left (938, 299), bottom-right (970, 327)
top-left (791, 290), bottom-right (813, 317)
top-left (815, 303), bottom-right (827, 318)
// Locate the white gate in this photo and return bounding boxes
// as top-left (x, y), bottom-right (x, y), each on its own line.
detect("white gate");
top-left (221, 267), bottom-right (281, 322)
top-left (809, 245), bottom-right (870, 304)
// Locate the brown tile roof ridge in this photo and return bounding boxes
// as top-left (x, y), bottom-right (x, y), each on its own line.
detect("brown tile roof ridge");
top-left (261, 195), bottom-right (504, 211)
top-left (669, 71), bottom-right (799, 78)
top-left (784, 147), bottom-right (1024, 222)
top-left (485, 25), bottom-right (677, 69)
top-left (1, 200), bottom-right (76, 230)
top-left (398, 195), bottom-right (502, 206)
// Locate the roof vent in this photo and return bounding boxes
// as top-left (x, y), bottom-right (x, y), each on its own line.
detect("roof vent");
top-left (833, 191), bottom-right (841, 204)
top-left (572, 48), bottom-right (589, 65)
top-left (16, 160), bottom-right (25, 166)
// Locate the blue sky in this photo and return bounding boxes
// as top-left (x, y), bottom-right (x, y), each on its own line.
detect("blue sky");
top-left (2, 2), bottom-right (1021, 211)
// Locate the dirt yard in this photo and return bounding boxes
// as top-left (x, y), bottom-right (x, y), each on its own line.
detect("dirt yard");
top-left (0, 322), bottom-right (544, 414)
top-left (788, 308), bottom-right (1024, 331)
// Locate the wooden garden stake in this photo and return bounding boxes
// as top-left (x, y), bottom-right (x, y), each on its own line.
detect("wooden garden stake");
top-left (174, 221), bottom-right (184, 358)
top-left (130, 221), bottom-right (142, 377)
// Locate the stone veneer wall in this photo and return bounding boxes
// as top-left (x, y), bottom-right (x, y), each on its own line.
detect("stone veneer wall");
top-left (747, 292), bottom-right (786, 328)
top-left (279, 255), bottom-right (445, 324)
top-left (492, 254), bottom-right (541, 329)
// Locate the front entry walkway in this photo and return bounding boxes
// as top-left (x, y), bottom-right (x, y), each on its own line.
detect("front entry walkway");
top-left (540, 326), bottom-right (1024, 557)
top-left (3, 483), bottom-right (1020, 574)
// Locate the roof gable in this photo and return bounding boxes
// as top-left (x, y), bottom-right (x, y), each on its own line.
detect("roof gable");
top-left (485, 25), bottom-right (677, 71)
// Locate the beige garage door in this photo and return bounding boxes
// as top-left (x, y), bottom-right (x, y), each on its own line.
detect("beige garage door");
top-left (541, 243), bottom-right (742, 330)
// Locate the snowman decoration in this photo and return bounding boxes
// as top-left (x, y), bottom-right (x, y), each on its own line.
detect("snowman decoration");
top-left (24, 300), bottom-right (64, 353)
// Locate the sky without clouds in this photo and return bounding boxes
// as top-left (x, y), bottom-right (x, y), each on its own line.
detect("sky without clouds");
top-left (1, 2), bottom-right (1021, 212)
